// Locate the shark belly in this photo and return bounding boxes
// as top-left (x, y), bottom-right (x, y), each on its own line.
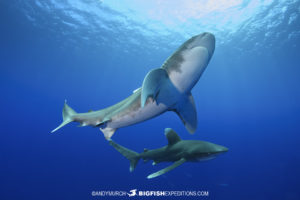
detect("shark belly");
top-left (101, 95), bottom-right (168, 139)
top-left (108, 102), bottom-right (167, 128)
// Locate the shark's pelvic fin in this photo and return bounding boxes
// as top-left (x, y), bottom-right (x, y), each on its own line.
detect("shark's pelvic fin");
top-left (164, 128), bottom-right (181, 145)
top-left (100, 127), bottom-right (117, 140)
top-left (108, 139), bottom-right (140, 172)
top-left (174, 93), bottom-right (197, 134)
top-left (141, 68), bottom-right (180, 108)
top-left (51, 100), bottom-right (77, 133)
top-left (147, 158), bottom-right (186, 179)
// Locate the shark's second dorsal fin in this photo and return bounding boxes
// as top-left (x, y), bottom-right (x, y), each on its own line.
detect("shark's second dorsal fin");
top-left (164, 128), bottom-right (181, 145)
top-left (133, 87), bottom-right (141, 93)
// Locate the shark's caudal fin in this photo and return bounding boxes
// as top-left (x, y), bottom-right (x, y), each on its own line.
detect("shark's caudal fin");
top-left (51, 100), bottom-right (77, 133)
top-left (109, 139), bottom-right (140, 172)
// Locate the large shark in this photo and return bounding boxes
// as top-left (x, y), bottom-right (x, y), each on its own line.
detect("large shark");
top-left (109, 128), bottom-right (228, 179)
top-left (52, 33), bottom-right (215, 139)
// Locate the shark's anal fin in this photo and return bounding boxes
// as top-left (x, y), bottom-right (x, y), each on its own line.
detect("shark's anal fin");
top-left (174, 93), bottom-right (197, 134)
top-left (164, 128), bottom-right (181, 145)
top-left (147, 158), bottom-right (186, 179)
top-left (141, 68), bottom-right (180, 107)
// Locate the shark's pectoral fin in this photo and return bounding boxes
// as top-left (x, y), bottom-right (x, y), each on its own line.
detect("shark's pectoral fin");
top-left (174, 93), bottom-right (197, 134)
top-left (141, 68), bottom-right (168, 107)
top-left (141, 68), bottom-right (180, 107)
top-left (147, 158), bottom-right (186, 179)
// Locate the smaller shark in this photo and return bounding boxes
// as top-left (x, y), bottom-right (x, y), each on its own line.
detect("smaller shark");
top-left (109, 128), bottom-right (228, 179)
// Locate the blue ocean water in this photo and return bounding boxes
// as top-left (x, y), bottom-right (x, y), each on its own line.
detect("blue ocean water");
top-left (1, 0), bottom-right (300, 199)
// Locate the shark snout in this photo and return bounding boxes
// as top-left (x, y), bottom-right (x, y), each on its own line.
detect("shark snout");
top-left (217, 146), bottom-right (228, 153)
top-left (190, 32), bottom-right (215, 58)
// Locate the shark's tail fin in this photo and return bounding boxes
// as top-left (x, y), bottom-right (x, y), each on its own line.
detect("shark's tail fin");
top-left (51, 100), bottom-right (77, 133)
top-left (109, 139), bottom-right (140, 172)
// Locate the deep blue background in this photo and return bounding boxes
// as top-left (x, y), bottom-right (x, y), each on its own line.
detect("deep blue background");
top-left (1, 1), bottom-right (300, 199)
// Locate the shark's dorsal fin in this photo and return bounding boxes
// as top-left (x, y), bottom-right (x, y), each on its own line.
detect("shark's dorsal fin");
top-left (164, 128), bottom-right (181, 145)
top-left (174, 92), bottom-right (197, 134)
